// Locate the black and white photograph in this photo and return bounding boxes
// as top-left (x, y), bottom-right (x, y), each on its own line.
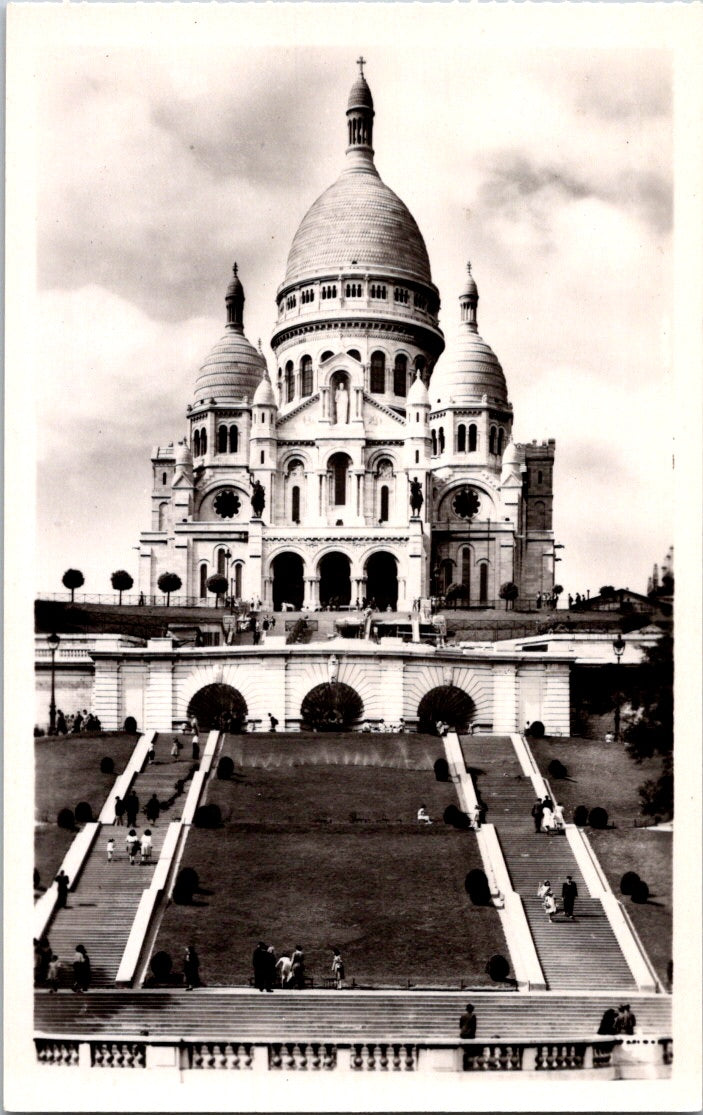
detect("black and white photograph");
top-left (5, 3), bottom-right (701, 1111)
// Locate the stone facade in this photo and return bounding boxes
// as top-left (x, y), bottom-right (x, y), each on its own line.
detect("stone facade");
top-left (137, 65), bottom-right (555, 611)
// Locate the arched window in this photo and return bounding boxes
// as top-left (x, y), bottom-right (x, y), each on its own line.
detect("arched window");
top-left (440, 558), bottom-right (453, 593)
top-left (217, 548), bottom-right (227, 576)
top-left (439, 427), bottom-right (445, 453)
top-left (330, 453), bottom-right (349, 506)
top-left (218, 424), bottom-right (228, 453)
top-left (200, 428), bottom-right (208, 455)
top-left (370, 351), bottom-right (385, 393)
top-left (291, 485), bottom-right (301, 524)
top-left (431, 429), bottom-right (438, 456)
top-left (393, 354), bottom-right (407, 396)
top-left (479, 563), bottom-right (489, 604)
top-left (537, 470), bottom-right (543, 485)
top-left (301, 355), bottom-right (313, 396)
top-left (497, 428), bottom-right (505, 456)
top-left (158, 502), bottom-right (168, 530)
top-left (415, 450), bottom-right (420, 463)
top-left (321, 350), bottom-right (333, 362)
top-left (533, 500), bottom-right (547, 529)
top-left (199, 564), bottom-right (208, 599)
top-left (461, 549), bottom-right (471, 595)
top-left (234, 563), bottom-right (242, 598)
top-left (489, 426), bottom-right (496, 455)
top-left (347, 349), bottom-right (361, 361)
top-left (285, 361), bottom-right (294, 402)
top-left (193, 429), bottom-right (201, 456)
top-left (468, 424), bottom-right (477, 452)
top-left (380, 485), bottom-right (389, 522)
top-left (457, 424), bottom-right (466, 453)
top-left (229, 425), bottom-right (238, 453)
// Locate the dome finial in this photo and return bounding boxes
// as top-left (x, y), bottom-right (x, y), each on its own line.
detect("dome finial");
top-left (357, 55), bottom-right (366, 78)
top-left (233, 261), bottom-right (238, 276)
top-left (346, 59), bottom-right (375, 166)
top-left (461, 262), bottom-right (479, 331)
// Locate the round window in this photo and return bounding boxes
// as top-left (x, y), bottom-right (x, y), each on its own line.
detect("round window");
top-left (452, 487), bottom-right (480, 520)
top-left (214, 489), bottom-right (241, 519)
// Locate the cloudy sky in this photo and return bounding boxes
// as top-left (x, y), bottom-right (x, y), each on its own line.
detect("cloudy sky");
top-left (16, 7), bottom-right (678, 600)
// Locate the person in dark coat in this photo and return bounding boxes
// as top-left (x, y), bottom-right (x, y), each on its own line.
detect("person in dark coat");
top-left (562, 875), bottom-right (578, 919)
top-left (126, 791), bottom-right (139, 828)
top-left (72, 944), bottom-right (91, 992)
top-left (184, 944), bottom-right (200, 990)
top-left (114, 795), bottom-right (125, 826)
top-left (252, 942), bottom-right (270, 991)
top-left (145, 793), bottom-right (160, 825)
top-left (56, 711), bottom-right (68, 735)
top-left (291, 945), bottom-right (306, 990)
top-left (597, 1007), bottom-right (618, 1035)
top-left (459, 1003), bottom-right (477, 1040)
top-left (55, 870), bottom-right (70, 908)
top-left (265, 945), bottom-right (277, 992)
top-left (530, 799), bottom-right (544, 833)
top-left (616, 1004), bottom-right (636, 1035)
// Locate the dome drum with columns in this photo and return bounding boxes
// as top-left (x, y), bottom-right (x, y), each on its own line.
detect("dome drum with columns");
top-left (138, 63), bottom-right (555, 612)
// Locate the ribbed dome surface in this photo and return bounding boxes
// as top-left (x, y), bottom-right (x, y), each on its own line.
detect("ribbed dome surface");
top-left (432, 330), bottom-right (508, 407)
top-left (252, 370), bottom-right (277, 408)
top-left (283, 167), bottom-right (432, 287)
top-left (193, 326), bottom-right (266, 403)
top-left (347, 75), bottom-right (374, 111)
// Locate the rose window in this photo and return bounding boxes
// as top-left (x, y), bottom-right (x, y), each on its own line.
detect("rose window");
top-left (214, 489), bottom-right (241, 519)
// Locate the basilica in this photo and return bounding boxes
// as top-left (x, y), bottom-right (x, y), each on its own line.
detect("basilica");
top-left (138, 64), bottom-right (556, 612)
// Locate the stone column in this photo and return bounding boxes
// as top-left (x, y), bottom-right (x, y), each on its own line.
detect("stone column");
top-left (493, 662), bottom-right (518, 733)
top-left (93, 659), bottom-right (121, 731)
top-left (303, 577), bottom-right (315, 610)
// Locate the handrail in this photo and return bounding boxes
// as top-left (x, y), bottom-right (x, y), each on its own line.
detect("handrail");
top-left (98, 732), bottom-right (155, 824)
top-left (34, 823), bottom-right (100, 940)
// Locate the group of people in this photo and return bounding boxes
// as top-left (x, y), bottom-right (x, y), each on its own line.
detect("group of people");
top-left (361, 718), bottom-right (406, 734)
top-left (53, 708), bottom-right (102, 735)
top-left (252, 942), bottom-right (308, 991)
top-left (111, 827), bottom-right (154, 865)
top-left (530, 795), bottom-right (564, 834)
top-left (537, 876), bottom-right (578, 921)
top-left (114, 789), bottom-right (160, 828)
top-left (34, 936), bottom-right (90, 993)
top-left (597, 1003), bottom-right (637, 1036)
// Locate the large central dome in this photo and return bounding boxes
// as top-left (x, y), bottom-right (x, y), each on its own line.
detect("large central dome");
top-left (282, 71), bottom-right (432, 288)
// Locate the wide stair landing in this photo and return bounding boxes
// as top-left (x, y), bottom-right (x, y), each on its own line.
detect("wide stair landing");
top-left (35, 989), bottom-right (670, 1044)
top-left (47, 742), bottom-right (189, 988)
top-left (459, 735), bottom-right (636, 993)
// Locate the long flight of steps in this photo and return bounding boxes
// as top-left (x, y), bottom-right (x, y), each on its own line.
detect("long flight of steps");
top-left (459, 735), bottom-right (636, 992)
top-left (35, 989), bottom-right (670, 1044)
top-left (46, 741), bottom-right (191, 988)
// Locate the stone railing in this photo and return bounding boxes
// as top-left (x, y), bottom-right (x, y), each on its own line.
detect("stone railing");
top-left (35, 1037), bottom-right (672, 1075)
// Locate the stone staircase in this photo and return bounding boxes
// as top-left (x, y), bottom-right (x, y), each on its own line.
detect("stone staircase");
top-left (46, 743), bottom-right (188, 988)
top-left (34, 988), bottom-right (670, 1044)
top-left (459, 736), bottom-right (636, 992)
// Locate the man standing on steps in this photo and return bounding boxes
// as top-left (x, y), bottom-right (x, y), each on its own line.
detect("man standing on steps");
top-left (459, 1003), bottom-right (477, 1040)
top-left (562, 875), bottom-right (578, 919)
top-left (531, 798), bottom-right (544, 833)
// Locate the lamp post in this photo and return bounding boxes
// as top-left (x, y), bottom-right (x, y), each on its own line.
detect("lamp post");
top-left (612, 634), bottom-right (626, 740)
top-left (224, 549), bottom-right (232, 609)
top-left (47, 632), bottom-right (61, 735)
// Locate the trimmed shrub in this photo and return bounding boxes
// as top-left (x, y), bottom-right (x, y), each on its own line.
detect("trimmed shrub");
top-left (620, 871), bottom-right (641, 896)
top-left (573, 805), bottom-right (589, 827)
top-left (124, 716), bottom-right (137, 733)
top-left (173, 867), bottom-right (199, 904)
top-left (443, 804), bottom-right (461, 826)
top-left (57, 807), bottom-right (75, 831)
top-left (547, 759), bottom-right (567, 780)
top-left (194, 803), bottom-right (222, 829)
top-left (99, 756), bottom-right (115, 775)
top-left (433, 757), bottom-right (450, 783)
top-left (631, 879), bottom-right (650, 904)
top-left (217, 755), bottom-right (235, 780)
top-left (487, 954), bottom-right (510, 982)
top-left (174, 779), bottom-right (185, 795)
top-left (588, 806), bottom-right (609, 830)
top-left (74, 801), bottom-right (93, 824)
top-left (528, 721), bottom-right (545, 739)
top-left (150, 951), bottom-right (173, 981)
top-left (465, 869), bottom-right (491, 906)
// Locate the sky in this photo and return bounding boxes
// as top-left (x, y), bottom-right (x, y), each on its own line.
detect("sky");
top-left (20, 10), bottom-right (677, 601)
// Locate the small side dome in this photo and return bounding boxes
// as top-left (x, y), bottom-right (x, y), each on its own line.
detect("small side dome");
top-left (502, 438), bottom-right (520, 466)
top-left (174, 439), bottom-right (193, 468)
top-left (253, 369), bottom-right (277, 408)
top-left (407, 370), bottom-right (429, 406)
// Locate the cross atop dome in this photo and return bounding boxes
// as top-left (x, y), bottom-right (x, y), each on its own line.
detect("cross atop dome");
top-left (357, 55), bottom-right (366, 78)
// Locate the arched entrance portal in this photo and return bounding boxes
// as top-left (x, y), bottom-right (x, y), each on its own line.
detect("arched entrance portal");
top-left (301, 682), bottom-right (363, 731)
top-left (272, 552), bottom-right (304, 611)
top-left (319, 552), bottom-right (351, 608)
top-left (187, 684), bottom-right (248, 732)
top-left (365, 551), bottom-right (398, 610)
top-left (417, 686), bottom-right (476, 734)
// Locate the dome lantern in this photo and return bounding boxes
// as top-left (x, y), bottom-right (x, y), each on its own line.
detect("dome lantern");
top-left (460, 262), bottom-right (479, 333)
top-left (225, 261), bottom-right (245, 331)
top-left (346, 57), bottom-right (375, 166)
top-left (193, 263), bottom-right (266, 404)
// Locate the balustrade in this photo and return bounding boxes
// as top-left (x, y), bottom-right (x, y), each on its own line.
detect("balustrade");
top-left (35, 1040), bottom-right (80, 1066)
top-left (190, 1043), bottom-right (253, 1069)
top-left (351, 1043), bottom-right (416, 1071)
top-left (91, 1042), bottom-right (146, 1068)
top-left (269, 1043), bottom-right (336, 1070)
top-left (535, 1044), bottom-right (584, 1070)
top-left (463, 1044), bottom-right (522, 1071)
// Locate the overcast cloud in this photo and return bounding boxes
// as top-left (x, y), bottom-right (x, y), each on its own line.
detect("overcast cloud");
top-left (29, 34), bottom-right (673, 598)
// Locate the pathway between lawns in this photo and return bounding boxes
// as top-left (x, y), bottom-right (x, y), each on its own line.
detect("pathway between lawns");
top-left (46, 737), bottom-right (190, 988)
top-left (459, 735), bottom-right (636, 993)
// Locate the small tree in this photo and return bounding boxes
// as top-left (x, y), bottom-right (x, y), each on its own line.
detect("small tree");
top-left (553, 584), bottom-right (563, 605)
top-left (157, 571), bottom-right (182, 606)
top-left (499, 581), bottom-right (518, 611)
top-left (62, 568), bottom-right (84, 603)
top-left (110, 569), bottom-right (134, 605)
top-left (599, 585), bottom-right (616, 601)
top-left (206, 573), bottom-right (229, 607)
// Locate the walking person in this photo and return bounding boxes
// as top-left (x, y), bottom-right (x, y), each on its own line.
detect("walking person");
top-left (47, 954), bottom-right (62, 993)
top-left (125, 829), bottom-right (140, 865)
top-left (459, 1003), bottom-right (477, 1040)
top-left (55, 870), bottom-right (70, 909)
top-left (114, 795), bottom-right (125, 826)
top-left (106, 836), bottom-right (115, 863)
top-left (537, 879), bottom-right (551, 900)
top-left (331, 947), bottom-right (345, 990)
top-left (170, 737), bottom-right (181, 761)
top-left (531, 798), bottom-right (544, 833)
top-left (140, 829), bottom-right (153, 864)
top-left (145, 793), bottom-right (161, 825)
top-left (252, 942), bottom-right (269, 992)
top-left (184, 944), bottom-right (200, 990)
top-left (191, 734), bottom-right (200, 761)
top-left (276, 953), bottom-right (292, 987)
top-left (543, 888), bottom-right (557, 922)
top-left (561, 875), bottom-right (578, 919)
top-left (125, 791), bottom-right (139, 828)
top-left (72, 944), bottom-right (91, 993)
top-left (265, 945), bottom-right (277, 992)
top-left (291, 945), bottom-right (306, 990)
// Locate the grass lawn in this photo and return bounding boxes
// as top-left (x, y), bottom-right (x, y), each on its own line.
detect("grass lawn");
top-left (530, 736), bottom-right (672, 987)
top-left (155, 734), bottom-right (509, 988)
top-left (34, 733), bottom-right (138, 889)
